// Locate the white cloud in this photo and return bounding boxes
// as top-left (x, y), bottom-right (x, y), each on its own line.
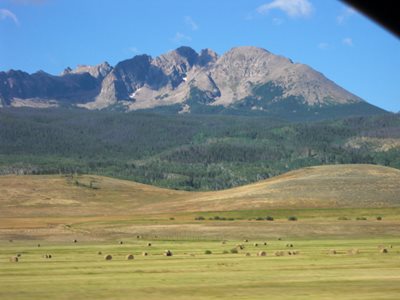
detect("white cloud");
top-left (128, 47), bottom-right (140, 54)
top-left (184, 16), bottom-right (198, 31)
top-left (257, 0), bottom-right (313, 18)
top-left (337, 7), bottom-right (356, 25)
top-left (318, 42), bottom-right (329, 50)
top-left (342, 37), bottom-right (353, 46)
top-left (272, 17), bottom-right (284, 25)
top-left (0, 8), bottom-right (19, 25)
top-left (172, 32), bottom-right (192, 43)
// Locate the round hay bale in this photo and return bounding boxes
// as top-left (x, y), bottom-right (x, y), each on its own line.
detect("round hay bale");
top-left (104, 254), bottom-right (113, 260)
top-left (126, 254), bottom-right (134, 260)
top-left (377, 244), bottom-right (385, 249)
top-left (48, 254), bottom-right (52, 259)
top-left (16, 253), bottom-right (21, 257)
top-left (142, 252), bottom-right (148, 256)
top-left (287, 251), bottom-right (292, 255)
top-left (164, 250), bottom-right (173, 257)
top-left (236, 244), bottom-right (244, 250)
top-left (10, 256), bottom-right (18, 262)
top-left (98, 251), bottom-right (102, 255)
top-left (245, 252), bottom-right (251, 256)
top-left (274, 250), bottom-right (284, 256)
top-left (380, 248), bottom-right (388, 254)
top-left (263, 242), bottom-right (267, 246)
top-left (147, 243), bottom-right (152, 247)
top-left (119, 241), bottom-right (123, 245)
top-left (244, 239), bottom-right (249, 243)
top-left (257, 251), bottom-right (267, 257)
top-left (253, 243), bottom-right (259, 247)
top-left (136, 235), bottom-right (141, 239)
top-left (329, 249), bottom-right (337, 255)
top-left (286, 243), bottom-right (293, 248)
top-left (292, 250), bottom-right (299, 255)
top-left (37, 244), bottom-right (41, 247)
top-left (347, 249), bottom-right (359, 255)
top-left (73, 239), bottom-right (78, 243)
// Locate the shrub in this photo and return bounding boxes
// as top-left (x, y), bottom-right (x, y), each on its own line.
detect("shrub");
top-left (356, 217), bottom-right (367, 220)
top-left (204, 250), bottom-right (212, 255)
top-left (227, 217), bottom-right (235, 221)
top-left (376, 216), bottom-right (382, 221)
top-left (255, 217), bottom-right (264, 221)
top-left (265, 216), bottom-right (274, 221)
top-left (213, 216), bottom-right (221, 220)
top-left (195, 216), bottom-right (205, 220)
top-left (230, 248), bottom-right (238, 254)
top-left (338, 216), bottom-right (350, 220)
top-left (169, 217), bottom-right (175, 220)
top-left (288, 216), bottom-right (297, 221)
top-left (222, 250), bottom-right (229, 254)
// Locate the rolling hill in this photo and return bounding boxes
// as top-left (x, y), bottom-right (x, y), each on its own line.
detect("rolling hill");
top-left (1, 164), bottom-right (399, 219)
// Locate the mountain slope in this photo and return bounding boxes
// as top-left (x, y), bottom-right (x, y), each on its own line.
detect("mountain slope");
top-left (1, 165), bottom-right (399, 218)
top-left (0, 46), bottom-right (386, 119)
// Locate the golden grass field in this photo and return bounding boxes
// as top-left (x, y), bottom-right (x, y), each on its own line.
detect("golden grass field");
top-left (1, 164), bottom-right (400, 299)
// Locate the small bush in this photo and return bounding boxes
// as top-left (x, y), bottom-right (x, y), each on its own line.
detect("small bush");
top-left (213, 216), bottom-right (221, 220)
top-left (376, 216), bottom-right (382, 221)
top-left (227, 217), bottom-right (235, 221)
top-left (356, 217), bottom-right (367, 220)
top-left (255, 217), bottom-right (264, 221)
top-left (265, 216), bottom-right (274, 221)
top-left (338, 216), bottom-right (350, 220)
top-left (288, 216), bottom-right (297, 221)
top-left (169, 217), bottom-right (175, 220)
top-left (195, 216), bottom-right (205, 221)
top-left (204, 250), bottom-right (212, 255)
top-left (222, 250), bottom-right (229, 254)
top-left (230, 248), bottom-right (238, 254)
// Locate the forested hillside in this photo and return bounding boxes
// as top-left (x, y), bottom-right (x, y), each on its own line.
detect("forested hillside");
top-left (0, 108), bottom-right (399, 190)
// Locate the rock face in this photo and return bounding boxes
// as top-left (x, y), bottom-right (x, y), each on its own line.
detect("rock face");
top-left (0, 46), bottom-right (385, 118)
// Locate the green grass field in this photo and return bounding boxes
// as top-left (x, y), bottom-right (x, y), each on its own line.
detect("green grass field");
top-left (1, 238), bottom-right (400, 300)
top-left (1, 165), bottom-right (400, 299)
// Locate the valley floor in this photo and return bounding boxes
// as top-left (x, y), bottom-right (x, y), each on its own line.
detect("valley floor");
top-left (1, 237), bottom-right (399, 300)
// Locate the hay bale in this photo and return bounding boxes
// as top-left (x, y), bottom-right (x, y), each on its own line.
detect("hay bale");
top-left (257, 251), bottom-right (267, 257)
top-left (164, 250), bottom-right (173, 257)
top-left (286, 243), bottom-right (293, 248)
top-left (37, 244), bottom-right (41, 247)
top-left (263, 242), bottom-right (267, 246)
top-left (347, 249), bottom-right (359, 255)
top-left (287, 251), bottom-right (292, 255)
top-left (377, 244), bottom-right (385, 249)
top-left (73, 239), bottom-right (77, 243)
top-left (104, 254), bottom-right (112, 260)
top-left (98, 251), bottom-right (102, 255)
top-left (329, 249), bottom-right (337, 255)
top-left (16, 253), bottom-right (21, 257)
top-left (244, 239), bottom-right (249, 243)
top-left (236, 244), bottom-right (245, 250)
top-left (136, 235), bottom-right (141, 239)
top-left (142, 252), bottom-right (148, 256)
top-left (292, 250), bottom-right (299, 255)
top-left (48, 254), bottom-right (52, 259)
top-left (119, 241), bottom-right (123, 245)
top-left (380, 248), bottom-right (388, 254)
top-left (253, 243), bottom-right (259, 247)
top-left (147, 243), bottom-right (152, 247)
top-left (126, 254), bottom-right (134, 260)
top-left (274, 250), bottom-right (284, 256)
top-left (9, 256), bottom-right (18, 262)
top-left (245, 252), bottom-right (251, 256)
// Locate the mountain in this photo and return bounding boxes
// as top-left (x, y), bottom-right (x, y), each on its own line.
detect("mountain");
top-left (0, 46), bottom-right (386, 119)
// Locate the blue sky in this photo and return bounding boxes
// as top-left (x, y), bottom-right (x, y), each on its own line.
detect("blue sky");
top-left (0, 0), bottom-right (399, 112)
